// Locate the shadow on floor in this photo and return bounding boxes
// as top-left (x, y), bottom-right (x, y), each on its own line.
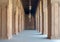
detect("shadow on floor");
top-left (0, 30), bottom-right (60, 42)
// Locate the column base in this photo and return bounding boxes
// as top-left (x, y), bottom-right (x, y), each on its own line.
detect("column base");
top-left (8, 35), bottom-right (12, 40)
top-left (15, 33), bottom-right (18, 35)
top-left (48, 36), bottom-right (60, 39)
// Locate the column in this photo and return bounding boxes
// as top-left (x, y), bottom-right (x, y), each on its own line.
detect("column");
top-left (36, 10), bottom-right (38, 31)
top-left (58, 2), bottom-right (60, 39)
top-left (7, 0), bottom-right (13, 39)
top-left (43, 0), bottom-right (48, 34)
top-left (38, 6), bottom-right (40, 32)
top-left (20, 5), bottom-right (22, 31)
top-left (21, 9), bottom-right (23, 31)
top-left (0, 6), bottom-right (2, 38)
top-left (18, 7), bottom-right (21, 32)
top-left (48, 0), bottom-right (59, 39)
top-left (20, 10), bottom-right (22, 32)
top-left (47, 0), bottom-right (51, 39)
top-left (18, 10), bottom-right (20, 32)
top-left (51, 3), bottom-right (55, 39)
top-left (52, 2), bottom-right (59, 39)
top-left (18, 14), bottom-right (20, 32)
top-left (0, 4), bottom-right (8, 39)
top-left (18, 0), bottom-right (20, 32)
top-left (37, 6), bottom-right (40, 32)
top-left (2, 5), bottom-right (7, 39)
top-left (22, 11), bottom-right (24, 31)
top-left (39, 0), bottom-right (43, 34)
top-left (15, 6), bottom-right (18, 35)
top-left (54, 2), bottom-right (59, 38)
top-left (12, 10), bottom-right (15, 34)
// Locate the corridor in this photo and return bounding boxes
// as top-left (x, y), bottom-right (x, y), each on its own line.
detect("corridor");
top-left (0, 30), bottom-right (60, 42)
top-left (0, 0), bottom-right (60, 42)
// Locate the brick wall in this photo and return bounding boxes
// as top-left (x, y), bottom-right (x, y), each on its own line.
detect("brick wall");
top-left (24, 14), bottom-right (34, 30)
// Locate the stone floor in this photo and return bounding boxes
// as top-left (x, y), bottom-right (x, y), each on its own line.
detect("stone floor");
top-left (0, 30), bottom-right (60, 42)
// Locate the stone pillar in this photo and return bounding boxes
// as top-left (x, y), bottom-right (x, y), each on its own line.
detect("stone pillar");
top-left (22, 14), bottom-right (24, 31)
top-left (36, 10), bottom-right (38, 31)
top-left (37, 6), bottom-right (40, 32)
top-left (12, 10), bottom-right (15, 34)
top-left (18, 8), bottom-right (22, 32)
top-left (43, 0), bottom-right (48, 34)
top-left (15, 6), bottom-right (18, 35)
top-left (20, 5), bottom-right (24, 31)
top-left (2, 5), bottom-right (7, 39)
top-left (47, 0), bottom-right (51, 39)
top-left (35, 11), bottom-right (37, 30)
top-left (54, 2), bottom-right (59, 39)
top-left (0, 0), bottom-right (13, 39)
top-left (22, 13), bottom-right (24, 31)
top-left (20, 10), bottom-right (22, 32)
top-left (21, 8), bottom-right (23, 32)
top-left (7, 0), bottom-right (13, 39)
top-left (0, 6), bottom-right (2, 39)
top-left (39, 0), bottom-right (43, 34)
top-left (51, 3), bottom-right (55, 39)
top-left (48, 0), bottom-right (60, 39)
top-left (0, 4), bottom-right (8, 39)
top-left (21, 9), bottom-right (23, 31)
top-left (18, 11), bottom-right (20, 32)
top-left (18, 7), bottom-right (22, 32)
top-left (58, 2), bottom-right (60, 39)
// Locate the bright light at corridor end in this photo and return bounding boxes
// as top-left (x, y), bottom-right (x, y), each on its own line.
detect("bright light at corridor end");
top-left (29, 0), bottom-right (31, 10)
top-left (29, 13), bottom-right (31, 22)
top-left (29, 6), bottom-right (32, 10)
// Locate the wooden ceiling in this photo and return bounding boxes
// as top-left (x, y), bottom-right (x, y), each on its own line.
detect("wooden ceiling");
top-left (21, 0), bottom-right (39, 15)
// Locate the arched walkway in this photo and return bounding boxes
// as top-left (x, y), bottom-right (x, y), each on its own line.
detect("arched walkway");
top-left (0, 0), bottom-right (60, 42)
